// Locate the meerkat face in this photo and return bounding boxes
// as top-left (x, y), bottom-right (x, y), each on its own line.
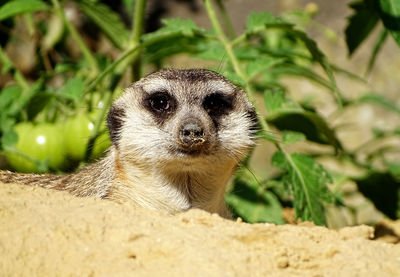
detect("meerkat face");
top-left (107, 69), bottom-right (258, 170)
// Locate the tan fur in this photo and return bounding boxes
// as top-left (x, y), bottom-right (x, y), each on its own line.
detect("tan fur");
top-left (0, 69), bottom-right (257, 218)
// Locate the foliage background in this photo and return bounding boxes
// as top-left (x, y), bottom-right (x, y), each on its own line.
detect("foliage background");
top-left (1, 0), bottom-right (400, 227)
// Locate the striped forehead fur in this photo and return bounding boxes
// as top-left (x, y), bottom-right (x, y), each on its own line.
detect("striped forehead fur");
top-left (140, 75), bottom-right (236, 97)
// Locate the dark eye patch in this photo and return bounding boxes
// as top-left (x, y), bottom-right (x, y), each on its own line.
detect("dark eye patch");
top-left (203, 92), bottom-right (234, 117)
top-left (143, 90), bottom-right (177, 124)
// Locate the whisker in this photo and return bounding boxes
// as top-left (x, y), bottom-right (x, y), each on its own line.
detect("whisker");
top-left (217, 54), bottom-right (227, 73)
top-left (218, 144), bottom-right (246, 164)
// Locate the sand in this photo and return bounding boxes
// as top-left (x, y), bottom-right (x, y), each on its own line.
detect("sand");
top-left (1, 183), bottom-right (399, 276)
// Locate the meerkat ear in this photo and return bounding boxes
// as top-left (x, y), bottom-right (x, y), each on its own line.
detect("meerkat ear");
top-left (107, 105), bottom-right (125, 147)
top-left (247, 108), bottom-right (260, 135)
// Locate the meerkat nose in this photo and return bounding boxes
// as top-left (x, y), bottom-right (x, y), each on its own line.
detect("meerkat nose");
top-left (179, 121), bottom-right (205, 146)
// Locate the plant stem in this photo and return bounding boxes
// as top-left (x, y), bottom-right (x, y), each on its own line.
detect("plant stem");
top-left (215, 0), bottom-right (236, 39)
top-left (203, 0), bottom-right (270, 134)
top-left (231, 33), bottom-right (247, 46)
top-left (203, 1), bottom-right (248, 89)
top-left (366, 28), bottom-right (388, 76)
top-left (84, 90), bottom-right (113, 162)
top-left (123, 0), bottom-right (147, 81)
top-left (84, 45), bottom-right (139, 94)
top-left (130, 0), bottom-right (146, 47)
top-left (51, 0), bottom-right (98, 77)
top-left (85, 31), bottom-right (181, 94)
top-left (23, 14), bottom-right (35, 36)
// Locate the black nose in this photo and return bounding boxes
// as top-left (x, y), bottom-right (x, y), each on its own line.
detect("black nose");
top-left (179, 122), bottom-right (205, 146)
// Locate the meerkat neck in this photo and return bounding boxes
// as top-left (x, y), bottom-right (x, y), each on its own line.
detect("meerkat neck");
top-left (160, 165), bottom-right (234, 215)
top-left (106, 147), bottom-right (234, 216)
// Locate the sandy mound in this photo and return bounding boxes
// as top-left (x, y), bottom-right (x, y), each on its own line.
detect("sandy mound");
top-left (1, 183), bottom-right (399, 276)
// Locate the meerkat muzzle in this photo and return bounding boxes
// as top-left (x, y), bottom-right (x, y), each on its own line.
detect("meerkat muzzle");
top-left (179, 121), bottom-right (206, 147)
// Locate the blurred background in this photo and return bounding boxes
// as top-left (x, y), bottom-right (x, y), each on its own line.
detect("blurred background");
top-left (1, 0), bottom-right (400, 228)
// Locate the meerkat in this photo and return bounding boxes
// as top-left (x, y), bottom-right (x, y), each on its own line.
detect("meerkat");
top-left (0, 69), bottom-right (258, 218)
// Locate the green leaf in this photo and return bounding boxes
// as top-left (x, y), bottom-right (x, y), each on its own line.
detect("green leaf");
top-left (246, 11), bottom-right (290, 32)
top-left (26, 92), bottom-right (52, 120)
top-left (345, 0), bottom-right (380, 55)
top-left (388, 162), bottom-right (400, 179)
top-left (7, 79), bottom-right (43, 116)
top-left (289, 30), bottom-right (340, 104)
top-left (195, 41), bottom-right (226, 60)
top-left (372, 127), bottom-right (385, 138)
top-left (355, 172), bottom-right (400, 219)
top-left (142, 18), bottom-right (204, 43)
top-left (0, 0), bottom-right (48, 21)
top-left (264, 88), bottom-right (284, 112)
top-left (0, 85), bottom-right (38, 117)
top-left (272, 151), bottom-right (334, 225)
top-left (144, 36), bottom-right (199, 62)
top-left (221, 69), bottom-right (246, 87)
top-left (1, 128), bottom-right (18, 149)
top-left (163, 18), bottom-right (203, 36)
top-left (122, 0), bottom-right (135, 16)
top-left (271, 64), bottom-right (336, 91)
top-left (282, 130), bottom-right (306, 145)
top-left (77, 0), bottom-right (129, 49)
top-left (54, 62), bottom-right (78, 74)
top-left (0, 113), bottom-right (15, 130)
top-left (243, 12), bottom-right (339, 104)
top-left (267, 110), bottom-right (342, 149)
top-left (379, 0), bottom-right (400, 47)
top-left (59, 77), bottom-right (84, 102)
top-left (0, 86), bottom-right (22, 112)
top-left (263, 88), bottom-right (302, 113)
top-left (0, 46), bottom-right (13, 74)
top-left (330, 64), bottom-right (367, 84)
top-left (226, 176), bottom-right (284, 224)
top-left (246, 57), bottom-right (285, 79)
top-left (0, 115), bottom-right (18, 149)
top-left (357, 93), bottom-right (400, 114)
top-left (233, 47), bottom-right (260, 60)
top-left (394, 128), bottom-right (400, 135)
top-left (259, 130), bottom-right (279, 143)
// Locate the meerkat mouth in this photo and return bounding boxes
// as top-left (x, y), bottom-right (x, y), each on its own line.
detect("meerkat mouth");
top-left (174, 141), bottom-right (212, 157)
top-left (177, 148), bottom-right (203, 157)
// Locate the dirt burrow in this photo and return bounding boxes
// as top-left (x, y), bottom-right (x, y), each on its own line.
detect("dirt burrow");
top-left (1, 183), bottom-right (399, 276)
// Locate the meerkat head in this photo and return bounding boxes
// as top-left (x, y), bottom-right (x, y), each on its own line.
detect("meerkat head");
top-left (107, 69), bottom-right (259, 171)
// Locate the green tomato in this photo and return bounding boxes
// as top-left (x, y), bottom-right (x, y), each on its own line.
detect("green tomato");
top-left (92, 131), bottom-right (111, 158)
top-left (5, 123), bottom-right (66, 173)
top-left (63, 113), bottom-right (111, 160)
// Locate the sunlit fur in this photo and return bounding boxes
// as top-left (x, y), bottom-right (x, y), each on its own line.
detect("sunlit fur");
top-left (0, 69), bottom-right (258, 218)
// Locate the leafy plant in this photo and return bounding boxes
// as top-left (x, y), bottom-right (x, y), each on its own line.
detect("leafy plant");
top-left (345, 0), bottom-right (400, 73)
top-left (1, 0), bottom-right (399, 226)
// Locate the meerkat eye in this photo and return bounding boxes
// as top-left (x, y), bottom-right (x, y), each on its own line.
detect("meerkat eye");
top-left (203, 92), bottom-right (233, 116)
top-left (149, 93), bottom-right (171, 112)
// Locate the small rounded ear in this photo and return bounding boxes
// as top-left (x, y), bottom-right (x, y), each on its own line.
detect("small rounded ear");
top-left (107, 105), bottom-right (125, 148)
top-left (247, 108), bottom-right (260, 135)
